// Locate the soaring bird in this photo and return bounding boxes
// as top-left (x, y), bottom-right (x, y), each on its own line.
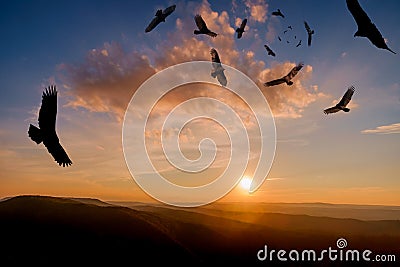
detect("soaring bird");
top-left (236, 18), bottom-right (247, 39)
top-left (304, 21), bottom-right (314, 46)
top-left (296, 39), bottom-right (302, 47)
top-left (324, 86), bottom-right (355, 114)
top-left (210, 48), bottom-right (227, 86)
top-left (194, 14), bottom-right (218, 37)
top-left (263, 62), bottom-right (304, 87)
top-left (346, 0), bottom-right (396, 54)
top-left (278, 36), bottom-right (282, 42)
top-left (272, 9), bottom-right (284, 18)
top-left (264, 44), bottom-right (276, 57)
top-left (145, 4), bottom-right (176, 33)
top-left (28, 86), bottom-right (72, 167)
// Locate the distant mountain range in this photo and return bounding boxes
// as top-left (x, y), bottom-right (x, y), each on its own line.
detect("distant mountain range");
top-left (0, 195), bottom-right (398, 266)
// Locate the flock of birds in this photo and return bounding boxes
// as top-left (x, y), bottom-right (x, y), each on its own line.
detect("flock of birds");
top-left (266, 9), bottom-right (314, 54)
top-left (29, 0), bottom-right (396, 167)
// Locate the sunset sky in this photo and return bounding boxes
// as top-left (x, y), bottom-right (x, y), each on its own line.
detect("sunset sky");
top-left (1, 0), bottom-right (399, 205)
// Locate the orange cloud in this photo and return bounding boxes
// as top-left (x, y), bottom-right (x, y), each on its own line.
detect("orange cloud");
top-left (245, 0), bottom-right (268, 23)
top-left (60, 0), bottom-right (322, 121)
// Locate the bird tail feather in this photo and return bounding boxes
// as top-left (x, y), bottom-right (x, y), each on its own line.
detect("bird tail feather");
top-left (194, 30), bottom-right (201, 35)
top-left (343, 108), bottom-right (350, 112)
top-left (28, 124), bottom-right (43, 144)
top-left (287, 81), bottom-right (293, 86)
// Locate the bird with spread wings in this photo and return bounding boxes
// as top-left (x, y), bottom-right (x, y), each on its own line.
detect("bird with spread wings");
top-left (145, 4), bottom-right (176, 33)
top-left (194, 14), bottom-right (218, 37)
top-left (210, 48), bottom-right (227, 86)
top-left (264, 44), bottom-right (276, 57)
top-left (236, 18), bottom-right (247, 39)
top-left (346, 0), bottom-right (396, 54)
top-left (272, 9), bottom-right (284, 18)
top-left (28, 85), bottom-right (72, 167)
top-left (324, 86), bottom-right (355, 115)
top-left (263, 62), bottom-right (304, 87)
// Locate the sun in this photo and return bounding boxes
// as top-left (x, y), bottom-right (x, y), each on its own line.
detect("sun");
top-left (239, 176), bottom-right (252, 191)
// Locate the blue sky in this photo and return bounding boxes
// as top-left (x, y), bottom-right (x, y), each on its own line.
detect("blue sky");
top-left (1, 0), bottom-right (399, 205)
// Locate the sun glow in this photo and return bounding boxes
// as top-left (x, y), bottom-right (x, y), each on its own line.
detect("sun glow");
top-left (239, 176), bottom-right (252, 191)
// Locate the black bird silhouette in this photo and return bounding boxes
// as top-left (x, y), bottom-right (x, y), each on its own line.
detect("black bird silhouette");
top-left (236, 18), bottom-right (247, 39)
top-left (145, 4), bottom-right (176, 33)
top-left (272, 9), bottom-right (284, 18)
top-left (210, 48), bottom-right (227, 86)
top-left (304, 21), bottom-right (314, 46)
top-left (283, 30), bottom-right (288, 34)
top-left (296, 40), bottom-right (302, 47)
top-left (346, 0), bottom-right (396, 54)
top-left (278, 36), bottom-right (282, 41)
top-left (288, 25), bottom-right (292, 30)
top-left (28, 86), bottom-right (72, 167)
top-left (264, 44), bottom-right (276, 57)
top-left (194, 14), bottom-right (218, 37)
top-left (324, 86), bottom-right (355, 114)
top-left (264, 62), bottom-right (304, 87)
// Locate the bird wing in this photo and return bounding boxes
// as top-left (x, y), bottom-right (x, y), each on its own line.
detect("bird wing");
top-left (237, 31), bottom-right (243, 39)
top-left (346, 0), bottom-right (372, 29)
top-left (162, 4), bottom-right (176, 16)
top-left (264, 45), bottom-right (275, 56)
top-left (195, 14), bottom-right (208, 31)
top-left (145, 16), bottom-right (161, 32)
top-left (304, 21), bottom-right (311, 33)
top-left (210, 48), bottom-right (221, 63)
top-left (286, 62), bottom-right (304, 80)
top-left (308, 33), bottom-right (312, 46)
top-left (43, 138), bottom-right (73, 167)
top-left (323, 106), bottom-right (341, 114)
top-left (240, 18), bottom-right (247, 30)
top-left (337, 86), bottom-right (355, 107)
top-left (216, 72), bottom-right (227, 87)
top-left (264, 78), bottom-right (286, 87)
top-left (38, 85), bottom-right (57, 133)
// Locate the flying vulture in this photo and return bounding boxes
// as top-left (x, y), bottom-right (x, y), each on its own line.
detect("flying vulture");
top-left (145, 4), bottom-right (176, 33)
top-left (324, 86), bottom-right (355, 114)
top-left (264, 62), bottom-right (304, 87)
top-left (194, 14), bottom-right (218, 37)
top-left (210, 48), bottom-right (227, 86)
top-left (28, 85), bottom-right (72, 167)
top-left (236, 18), bottom-right (247, 39)
top-left (272, 9), bottom-right (284, 18)
top-left (304, 21), bottom-right (314, 46)
top-left (346, 0), bottom-right (396, 54)
top-left (296, 39), bottom-right (302, 47)
top-left (264, 44), bottom-right (276, 57)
